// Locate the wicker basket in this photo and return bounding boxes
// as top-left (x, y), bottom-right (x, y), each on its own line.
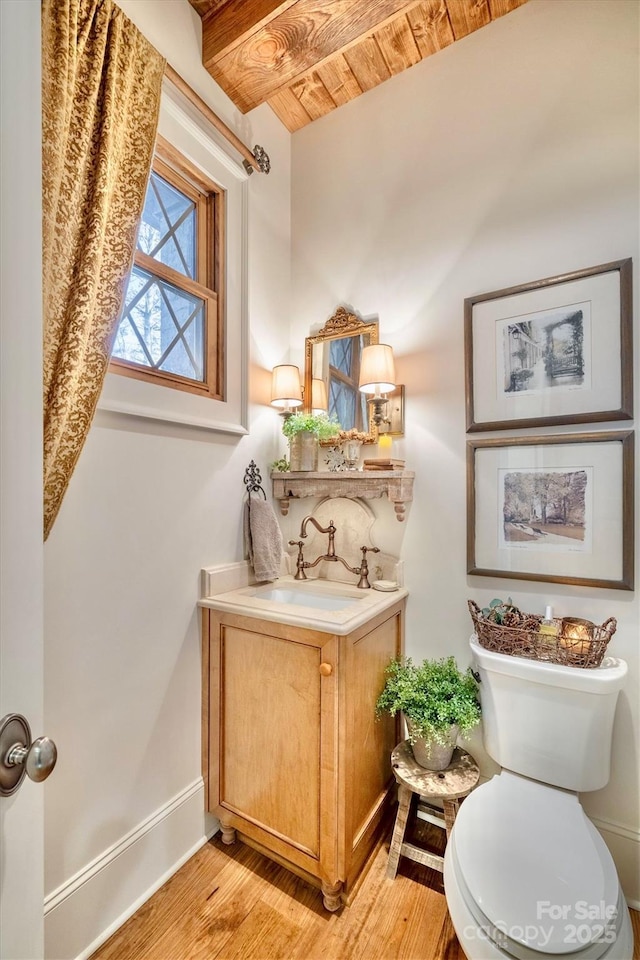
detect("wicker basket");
top-left (468, 600), bottom-right (616, 669)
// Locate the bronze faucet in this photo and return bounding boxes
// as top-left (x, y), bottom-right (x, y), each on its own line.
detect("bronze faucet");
top-left (288, 515), bottom-right (380, 589)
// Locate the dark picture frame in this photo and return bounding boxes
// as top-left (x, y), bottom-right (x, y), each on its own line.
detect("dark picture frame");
top-left (465, 259), bottom-right (633, 432)
top-left (467, 431), bottom-right (634, 590)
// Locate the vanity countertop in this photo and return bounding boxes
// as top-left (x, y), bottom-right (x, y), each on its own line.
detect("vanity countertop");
top-left (199, 575), bottom-right (408, 635)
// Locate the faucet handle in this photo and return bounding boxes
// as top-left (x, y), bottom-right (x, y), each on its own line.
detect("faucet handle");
top-left (288, 540), bottom-right (308, 580)
top-left (360, 546), bottom-right (380, 557)
top-left (356, 546), bottom-right (380, 589)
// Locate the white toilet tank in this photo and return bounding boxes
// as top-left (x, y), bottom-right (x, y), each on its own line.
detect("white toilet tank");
top-left (470, 637), bottom-right (627, 792)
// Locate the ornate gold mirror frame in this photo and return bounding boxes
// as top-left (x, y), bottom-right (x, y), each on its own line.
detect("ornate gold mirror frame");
top-left (304, 306), bottom-right (379, 442)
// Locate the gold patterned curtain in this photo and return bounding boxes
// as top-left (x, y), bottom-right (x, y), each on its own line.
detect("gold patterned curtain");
top-left (42, 0), bottom-right (165, 540)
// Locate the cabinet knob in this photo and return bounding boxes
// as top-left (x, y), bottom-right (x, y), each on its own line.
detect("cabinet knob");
top-left (319, 662), bottom-right (333, 677)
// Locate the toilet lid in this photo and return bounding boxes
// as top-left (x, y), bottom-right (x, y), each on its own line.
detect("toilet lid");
top-left (451, 773), bottom-right (619, 955)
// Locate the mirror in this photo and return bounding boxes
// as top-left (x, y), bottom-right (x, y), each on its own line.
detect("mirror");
top-left (304, 306), bottom-right (378, 440)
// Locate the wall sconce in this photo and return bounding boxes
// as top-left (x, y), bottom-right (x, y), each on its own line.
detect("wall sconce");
top-left (311, 378), bottom-right (328, 414)
top-left (270, 364), bottom-right (302, 418)
top-left (358, 344), bottom-right (396, 427)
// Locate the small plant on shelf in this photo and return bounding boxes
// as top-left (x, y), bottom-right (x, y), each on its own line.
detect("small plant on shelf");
top-left (281, 411), bottom-right (341, 441)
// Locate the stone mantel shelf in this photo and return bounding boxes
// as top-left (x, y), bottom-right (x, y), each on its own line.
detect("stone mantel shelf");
top-left (271, 470), bottom-right (415, 522)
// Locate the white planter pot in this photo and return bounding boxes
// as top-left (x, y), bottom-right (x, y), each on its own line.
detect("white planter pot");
top-left (405, 717), bottom-right (459, 771)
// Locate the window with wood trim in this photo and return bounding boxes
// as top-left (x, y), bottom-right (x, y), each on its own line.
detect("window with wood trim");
top-left (111, 139), bottom-right (224, 398)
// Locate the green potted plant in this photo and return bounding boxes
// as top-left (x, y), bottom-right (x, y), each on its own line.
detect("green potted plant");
top-left (282, 411), bottom-right (340, 471)
top-left (376, 656), bottom-right (481, 770)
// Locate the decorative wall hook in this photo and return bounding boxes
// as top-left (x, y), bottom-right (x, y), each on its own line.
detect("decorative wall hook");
top-left (243, 460), bottom-right (267, 499)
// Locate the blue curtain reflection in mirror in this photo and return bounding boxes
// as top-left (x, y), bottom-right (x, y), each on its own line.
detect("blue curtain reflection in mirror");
top-left (328, 336), bottom-right (368, 430)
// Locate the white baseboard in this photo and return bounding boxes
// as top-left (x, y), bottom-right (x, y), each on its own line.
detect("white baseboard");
top-left (44, 778), bottom-right (217, 960)
top-left (590, 814), bottom-right (640, 908)
top-left (41, 774), bottom-right (639, 960)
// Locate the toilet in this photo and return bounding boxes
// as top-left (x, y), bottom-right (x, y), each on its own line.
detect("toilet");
top-left (443, 637), bottom-right (633, 960)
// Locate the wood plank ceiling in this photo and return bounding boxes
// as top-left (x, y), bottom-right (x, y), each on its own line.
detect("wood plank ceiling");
top-left (187, 0), bottom-right (528, 132)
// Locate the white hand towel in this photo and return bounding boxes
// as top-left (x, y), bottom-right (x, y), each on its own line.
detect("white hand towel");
top-left (244, 497), bottom-right (283, 582)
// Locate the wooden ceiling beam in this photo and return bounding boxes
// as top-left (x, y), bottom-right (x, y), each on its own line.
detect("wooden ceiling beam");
top-left (189, 0), bottom-right (530, 132)
top-left (201, 1), bottom-right (297, 64)
top-left (406, 1), bottom-right (455, 57)
top-left (202, 0), bottom-right (425, 113)
top-left (188, 0), bottom-right (229, 17)
top-left (445, 0), bottom-right (491, 40)
top-left (488, 0), bottom-right (528, 18)
top-left (288, 73), bottom-right (336, 121)
top-left (265, 0), bottom-right (454, 133)
top-left (268, 89), bottom-right (314, 131)
top-left (343, 36), bottom-right (391, 93)
top-left (315, 56), bottom-right (362, 106)
top-left (376, 15), bottom-right (422, 75)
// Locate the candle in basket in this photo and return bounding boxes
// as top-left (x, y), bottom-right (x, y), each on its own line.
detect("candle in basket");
top-left (559, 617), bottom-right (594, 655)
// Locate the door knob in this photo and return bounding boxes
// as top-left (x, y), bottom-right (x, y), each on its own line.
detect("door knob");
top-left (319, 662), bottom-right (333, 676)
top-left (0, 713), bottom-right (58, 796)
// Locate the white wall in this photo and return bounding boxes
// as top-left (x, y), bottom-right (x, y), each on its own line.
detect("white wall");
top-left (290, 0), bottom-right (640, 902)
top-left (42, 2), bottom-right (291, 956)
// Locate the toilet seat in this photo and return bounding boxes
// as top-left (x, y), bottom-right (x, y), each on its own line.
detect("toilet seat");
top-left (447, 844), bottom-right (627, 960)
top-left (448, 772), bottom-right (621, 957)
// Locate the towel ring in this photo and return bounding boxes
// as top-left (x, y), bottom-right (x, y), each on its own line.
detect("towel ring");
top-left (243, 460), bottom-right (267, 500)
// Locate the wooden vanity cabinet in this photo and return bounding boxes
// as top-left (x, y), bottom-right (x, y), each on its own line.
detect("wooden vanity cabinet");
top-left (201, 599), bottom-right (404, 910)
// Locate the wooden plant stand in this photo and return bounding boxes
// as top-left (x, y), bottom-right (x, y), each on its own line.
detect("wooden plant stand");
top-left (386, 741), bottom-right (480, 879)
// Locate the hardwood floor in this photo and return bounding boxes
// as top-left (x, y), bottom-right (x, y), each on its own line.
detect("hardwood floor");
top-left (91, 823), bottom-right (640, 960)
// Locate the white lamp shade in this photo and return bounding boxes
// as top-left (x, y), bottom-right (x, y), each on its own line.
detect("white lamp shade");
top-left (311, 378), bottom-right (328, 412)
top-left (358, 344), bottom-right (396, 394)
top-left (270, 364), bottom-right (302, 408)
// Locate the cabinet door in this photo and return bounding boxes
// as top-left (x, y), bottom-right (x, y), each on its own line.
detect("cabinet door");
top-left (214, 621), bottom-right (338, 875)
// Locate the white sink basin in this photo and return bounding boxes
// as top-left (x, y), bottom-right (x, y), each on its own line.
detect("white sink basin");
top-left (200, 574), bottom-right (406, 635)
top-left (251, 585), bottom-right (364, 612)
